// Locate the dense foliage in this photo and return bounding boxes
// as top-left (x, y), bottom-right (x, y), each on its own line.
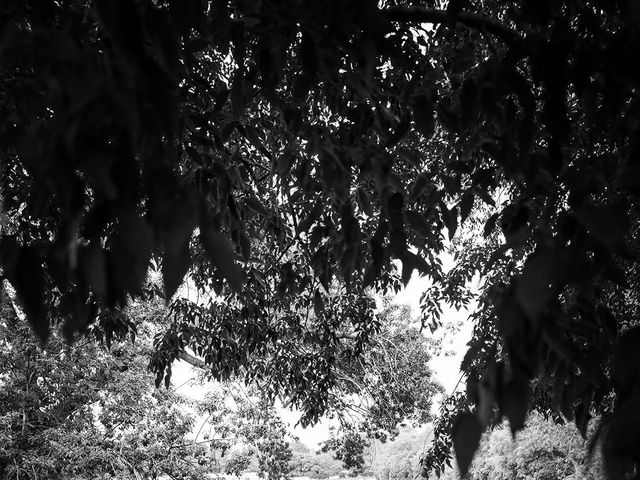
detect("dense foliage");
top-left (2, 0), bottom-right (640, 477)
top-left (0, 290), bottom-right (210, 479)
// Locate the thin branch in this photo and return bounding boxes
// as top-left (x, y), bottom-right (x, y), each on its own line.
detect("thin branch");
top-left (169, 437), bottom-right (237, 450)
top-left (194, 413), bottom-right (212, 444)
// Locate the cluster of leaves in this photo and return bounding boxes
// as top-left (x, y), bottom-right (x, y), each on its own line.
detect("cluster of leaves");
top-left (3, 1), bottom-right (640, 478)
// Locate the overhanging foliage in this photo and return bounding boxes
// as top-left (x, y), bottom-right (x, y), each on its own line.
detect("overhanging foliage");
top-left (1, 1), bottom-right (640, 477)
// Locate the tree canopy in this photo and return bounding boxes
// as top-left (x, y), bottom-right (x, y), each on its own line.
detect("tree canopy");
top-left (2, 0), bottom-right (640, 478)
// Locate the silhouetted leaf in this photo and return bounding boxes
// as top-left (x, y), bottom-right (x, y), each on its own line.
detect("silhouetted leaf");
top-left (13, 246), bottom-right (48, 345)
top-left (356, 188), bottom-right (373, 216)
top-left (453, 412), bottom-right (482, 476)
top-left (405, 210), bottom-right (431, 237)
top-left (300, 31), bottom-right (318, 78)
top-left (80, 244), bottom-right (108, 302)
top-left (460, 77), bottom-right (478, 129)
top-left (163, 239), bottom-right (190, 300)
top-left (297, 201), bottom-right (323, 234)
top-left (238, 229), bottom-right (251, 261)
top-left (245, 196), bottom-right (270, 217)
top-left (313, 289), bottom-right (324, 317)
top-left (412, 95), bottom-right (435, 139)
top-left (612, 326), bottom-right (640, 397)
top-left (460, 190), bottom-right (474, 222)
top-left (443, 205), bottom-right (458, 241)
top-left (200, 226), bottom-right (244, 292)
top-left (111, 212), bottom-right (154, 297)
top-left (483, 212), bottom-right (499, 237)
top-left (230, 70), bottom-right (247, 117)
top-left (504, 372), bottom-right (530, 435)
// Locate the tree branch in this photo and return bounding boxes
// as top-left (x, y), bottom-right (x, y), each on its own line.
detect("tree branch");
top-left (383, 6), bottom-right (521, 43)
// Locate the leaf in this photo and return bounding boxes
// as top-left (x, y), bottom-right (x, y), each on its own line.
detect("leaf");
top-left (460, 77), bottom-right (478, 129)
top-left (437, 100), bottom-right (459, 133)
top-left (313, 289), bottom-right (324, 317)
top-left (297, 200), bottom-right (323, 234)
top-left (401, 253), bottom-right (414, 285)
top-left (405, 210), bottom-right (431, 237)
top-left (245, 196), bottom-right (270, 217)
top-left (504, 372), bottom-right (530, 435)
top-left (276, 148), bottom-right (294, 175)
top-left (162, 239), bottom-right (190, 300)
top-left (443, 205), bottom-right (458, 240)
top-left (155, 370), bottom-right (164, 388)
top-left (238, 229), bottom-right (251, 261)
top-left (80, 243), bottom-right (108, 302)
top-left (15, 246), bottom-right (48, 345)
top-left (243, 124), bottom-right (271, 158)
top-left (356, 188), bottom-right (373, 217)
top-left (515, 248), bottom-right (556, 320)
top-left (300, 31), bottom-right (318, 78)
top-left (475, 187), bottom-right (496, 207)
top-left (574, 402), bottom-right (591, 439)
top-left (230, 69), bottom-right (247, 117)
top-left (612, 326), bottom-right (640, 397)
top-left (453, 412), bottom-right (482, 476)
top-left (213, 87), bottom-right (230, 112)
top-left (410, 174), bottom-right (432, 201)
top-left (459, 190), bottom-right (474, 222)
top-left (412, 95), bottom-right (435, 139)
top-left (164, 365), bottom-right (172, 388)
top-left (159, 196), bottom-right (197, 258)
top-left (111, 211), bottom-right (154, 297)
top-left (200, 226), bottom-right (245, 292)
top-left (483, 212), bottom-right (499, 237)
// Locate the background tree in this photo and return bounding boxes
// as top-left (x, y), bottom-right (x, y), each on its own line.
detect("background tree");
top-left (195, 384), bottom-right (295, 480)
top-left (437, 412), bottom-right (604, 480)
top-left (369, 427), bottom-right (427, 480)
top-left (0, 288), bottom-right (211, 479)
top-left (288, 440), bottom-right (345, 480)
